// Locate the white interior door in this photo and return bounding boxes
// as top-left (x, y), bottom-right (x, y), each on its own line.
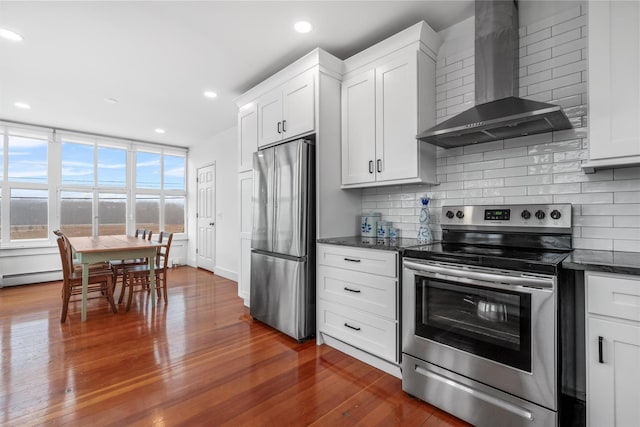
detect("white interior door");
top-left (197, 164), bottom-right (216, 272)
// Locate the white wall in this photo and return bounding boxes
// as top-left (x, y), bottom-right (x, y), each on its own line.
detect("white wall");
top-left (187, 125), bottom-right (239, 280)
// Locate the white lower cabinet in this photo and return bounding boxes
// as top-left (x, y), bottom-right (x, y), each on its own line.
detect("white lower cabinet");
top-left (317, 244), bottom-right (399, 374)
top-left (586, 271), bottom-right (640, 427)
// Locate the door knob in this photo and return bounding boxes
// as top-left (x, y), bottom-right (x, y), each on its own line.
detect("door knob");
top-left (209, 222), bottom-right (215, 226)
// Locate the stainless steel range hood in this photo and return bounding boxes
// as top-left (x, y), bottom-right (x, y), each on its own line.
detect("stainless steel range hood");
top-left (417, 0), bottom-right (572, 149)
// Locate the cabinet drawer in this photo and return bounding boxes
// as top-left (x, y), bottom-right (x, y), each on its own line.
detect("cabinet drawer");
top-left (587, 271), bottom-right (640, 322)
top-left (317, 244), bottom-right (397, 278)
top-left (318, 265), bottom-right (397, 319)
top-left (318, 300), bottom-right (397, 362)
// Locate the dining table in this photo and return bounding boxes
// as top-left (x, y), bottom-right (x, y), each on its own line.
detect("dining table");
top-left (67, 235), bottom-right (161, 321)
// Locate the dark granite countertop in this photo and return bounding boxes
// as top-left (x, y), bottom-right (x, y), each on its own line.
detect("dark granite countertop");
top-left (563, 249), bottom-right (640, 276)
top-left (317, 236), bottom-right (424, 252)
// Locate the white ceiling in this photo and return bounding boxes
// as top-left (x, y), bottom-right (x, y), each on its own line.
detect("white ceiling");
top-left (0, 1), bottom-right (474, 147)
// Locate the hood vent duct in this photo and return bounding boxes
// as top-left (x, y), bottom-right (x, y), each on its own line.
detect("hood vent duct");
top-left (417, 0), bottom-right (572, 149)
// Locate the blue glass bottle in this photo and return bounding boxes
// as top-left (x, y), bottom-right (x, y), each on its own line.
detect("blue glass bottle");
top-left (417, 197), bottom-right (433, 243)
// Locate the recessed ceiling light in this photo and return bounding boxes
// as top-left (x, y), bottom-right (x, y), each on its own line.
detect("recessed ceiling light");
top-left (204, 91), bottom-right (218, 99)
top-left (155, 128), bottom-right (165, 134)
top-left (104, 97), bottom-right (119, 103)
top-left (0, 28), bottom-right (23, 42)
top-left (294, 21), bottom-right (312, 34)
top-left (14, 102), bottom-right (30, 109)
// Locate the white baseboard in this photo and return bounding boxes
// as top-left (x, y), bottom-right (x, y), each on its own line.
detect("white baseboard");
top-left (1, 271), bottom-right (62, 287)
top-left (319, 333), bottom-right (402, 379)
top-left (214, 266), bottom-right (237, 282)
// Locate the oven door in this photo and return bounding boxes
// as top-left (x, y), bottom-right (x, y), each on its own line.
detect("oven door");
top-left (402, 258), bottom-right (557, 410)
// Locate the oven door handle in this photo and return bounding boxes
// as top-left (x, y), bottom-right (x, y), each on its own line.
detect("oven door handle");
top-left (404, 260), bottom-right (554, 289)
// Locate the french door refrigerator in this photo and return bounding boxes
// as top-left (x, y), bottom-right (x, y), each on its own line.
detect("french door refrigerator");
top-left (250, 138), bottom-right (315, 341)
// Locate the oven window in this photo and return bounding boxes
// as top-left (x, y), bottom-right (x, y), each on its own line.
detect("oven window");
top-left (415, 277), bottom-right (532, 372)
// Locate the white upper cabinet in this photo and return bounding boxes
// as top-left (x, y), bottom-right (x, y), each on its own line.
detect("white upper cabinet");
top-left (238, 103), bottom-right (257, 172)
top-left (341, 70), bottom-right (376, 185)
top-left (340, 22), bottom-right (440, 188)
top-left (584, 0), bottom-right (640, 171)
top-left (257, 69), bottom-right (315, 148)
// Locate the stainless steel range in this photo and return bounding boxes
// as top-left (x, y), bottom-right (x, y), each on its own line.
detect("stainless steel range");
top-left (402, 204), bottom-right (573, 427)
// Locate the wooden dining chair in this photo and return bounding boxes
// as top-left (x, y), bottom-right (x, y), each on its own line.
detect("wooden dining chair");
top-left (123, 231), bottom-right (173, 311)
top-left (111, 229), bottom-right (153, 302)
top-left (56, 235), bottom-right (118, 322)
top-left (52, 230), bottom-right (110, 272)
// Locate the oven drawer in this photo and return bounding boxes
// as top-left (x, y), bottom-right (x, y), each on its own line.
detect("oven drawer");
top-left (317, 244), bottom-right (397, 277)
top-left (587, 271), bottom-right (640, 322)
top-left (318, 299), bottom-right (397, 362)
top-left (318, 265), bottom-right (397, 319)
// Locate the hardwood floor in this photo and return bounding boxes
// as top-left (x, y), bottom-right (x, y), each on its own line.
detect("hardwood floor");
top-left (0, 267), bottom-right (470, 426)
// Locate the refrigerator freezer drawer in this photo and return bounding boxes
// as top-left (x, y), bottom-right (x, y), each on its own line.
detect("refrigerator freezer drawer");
top-left (250, 251), bottom-right (314, 341)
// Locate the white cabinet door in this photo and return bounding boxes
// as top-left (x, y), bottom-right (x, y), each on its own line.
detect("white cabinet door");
top-left (238, 104), bottom-right (257, 172)
top-left (375, 52), bottom-right (419, 182)
top-left (587, 317), bottom-right (640, 427)
top-left (588, 1), bottom-right (640, 161)
top-left (282, 70), bottom-right (315, 139)
top-left (341, 70), bottom-right (376, 185)
top-left (238, 171), bottom-right (253, 305)
top-left (257, 89), bottom-right (283, 148)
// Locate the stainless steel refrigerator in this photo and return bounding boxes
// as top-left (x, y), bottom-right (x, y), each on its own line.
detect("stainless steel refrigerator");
top-left (250, 138), bottom-right (315, 341)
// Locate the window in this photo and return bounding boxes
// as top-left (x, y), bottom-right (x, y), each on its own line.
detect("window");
top-left (60, 191), bottom-right (92, 237)
top-left (0, 124), bottom-right (187, 246)
top-left (10, 189), bottom-right (48, 240)
top-left (136, 195), bottom-right (160, 234)
top-left (98, 146), bottom-right (126, 187)
top-left (134, 150), bottom-right (186, 233)
top-left (8, 135), bottom-right (48, 183)
top-left (136, 151), bottom-right (161, 189)
top-left (61, 141), bottom-right (93, 186)
top-left (98, 193), bottom-right (126, 235)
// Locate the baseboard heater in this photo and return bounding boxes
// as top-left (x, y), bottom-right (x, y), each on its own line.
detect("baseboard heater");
top-left (0, 269), bottom-right (62, 288)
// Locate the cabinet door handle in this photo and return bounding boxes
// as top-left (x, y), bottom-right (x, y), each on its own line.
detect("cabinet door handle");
top-left (377, 159), bottom-right (382, 173)
top-left (344, 287), bottom-right (361, 293)
top-left (344, 323), bottom-right (361, 331)
top-left (277, 121), bottom-right (282, 134)
top-left (598, 336), bottom-right (604, 363)
top-left (343, 257), bottom-right (361, 263)
top-left (282, 119), bottom-right (287, 132)
top-left (369, 160), bottom-right (374, 174)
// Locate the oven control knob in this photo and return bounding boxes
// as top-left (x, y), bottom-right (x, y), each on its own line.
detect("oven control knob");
top-left (535, 210), bottom-right (546, 220)
top-left (550, 209), bottom-right (562, 220)
top-left (456, 211), bottom-right (464, 219)
top-left (446, 210), bottom-right (455, 219)
top-left (521, 210), bottom-right (531, 220)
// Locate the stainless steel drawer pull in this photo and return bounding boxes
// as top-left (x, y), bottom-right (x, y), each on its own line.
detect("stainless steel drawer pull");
top-left (343, 257), bottom-right (361, 263)
top-left (344, 323), bottom-right (361, 331)
top-left (344, 287), bottom-right (361, 293)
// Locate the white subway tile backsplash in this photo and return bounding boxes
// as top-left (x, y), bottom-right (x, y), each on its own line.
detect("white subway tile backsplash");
top-left (520, 49), bottom-right (552, 67)
top-left (464, 159), bottom-right (505, 172)
top-left (582, 179), bottom-right (640, 193)
top-left (553, 192), bottom-right (613, 205)
top-left (484, 166), bottom-right (528, 179)
top-left (614, 216), bottom-right (640, 228)
top-left (528, 183), bottom-right (581, 195)
top-left (362, 9), bottom-right (639, 252)
top-left (528, 50), bottom-right (581, 75)
top-left (615, 192), bottom-right (640, 203)
top-left (614, 240), bottom-right (640, 252)
top-left (505, 154), bottom-right (552, 167)
top-left (505, 195), bottom-right (554, 204)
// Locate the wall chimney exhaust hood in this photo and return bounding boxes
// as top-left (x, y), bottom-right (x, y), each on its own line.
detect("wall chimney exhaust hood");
top-left (417, 0), bottom-right (572, 149)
